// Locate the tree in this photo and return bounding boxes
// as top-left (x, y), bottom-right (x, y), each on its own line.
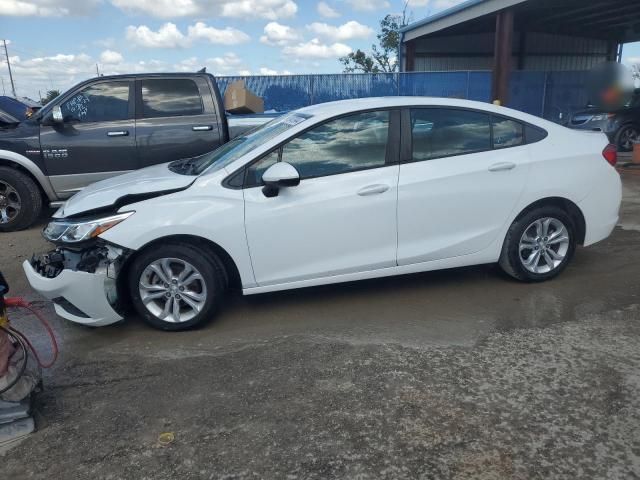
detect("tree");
top-left (41, 89), bottom-right (61, 105)
top-left (340, 3), bottom-right (410, 73)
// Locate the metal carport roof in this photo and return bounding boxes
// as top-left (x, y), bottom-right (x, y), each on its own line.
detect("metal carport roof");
top-left (402, 0), bottom-right (640, 44)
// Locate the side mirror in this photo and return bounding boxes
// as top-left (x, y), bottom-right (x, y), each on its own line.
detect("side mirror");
top-left (261, 162), bottom-right (300, 198)
top-left (52, 105), bottom-right (64, 124)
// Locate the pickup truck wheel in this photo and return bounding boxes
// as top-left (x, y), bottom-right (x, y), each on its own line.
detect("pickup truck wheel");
top-left (0, 166), bottom-right (43, 232)
top-left (128, 243), bottom-right (226, 331)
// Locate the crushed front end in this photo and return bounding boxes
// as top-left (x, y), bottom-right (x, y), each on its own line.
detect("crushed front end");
top-left (24, 242), bottom-right (131, 326)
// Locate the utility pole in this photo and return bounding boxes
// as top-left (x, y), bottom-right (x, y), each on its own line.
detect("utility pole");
top-left (1, 77), bottom-right (5, 95)
top-left (2, 40), bottom-right (16, 98)
top-left (96, 63), bottom-right (100, 77)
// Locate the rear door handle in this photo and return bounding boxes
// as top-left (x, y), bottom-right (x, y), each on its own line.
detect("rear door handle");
top-left (107, 130), bottom-right (129, 137)
top-left (192, 125), bottom-right (213, 131)
top-left (357, 184), bottom-right (390, 196)
top-left (489, 162), bottom-right (516, 172)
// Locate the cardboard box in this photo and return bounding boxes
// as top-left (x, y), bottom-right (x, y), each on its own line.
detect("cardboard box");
top-left (224, 80), bottom-right (264, 114)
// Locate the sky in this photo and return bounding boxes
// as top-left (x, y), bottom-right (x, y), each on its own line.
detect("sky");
top-left (1, 0), bottom-right (639, 101)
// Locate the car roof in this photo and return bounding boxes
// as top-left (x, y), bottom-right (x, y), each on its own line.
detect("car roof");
top-left (296, 96), bottom-right (555, 128)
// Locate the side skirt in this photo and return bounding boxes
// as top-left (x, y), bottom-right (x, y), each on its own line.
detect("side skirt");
top-left (242, 248), bottom-right (499, 296)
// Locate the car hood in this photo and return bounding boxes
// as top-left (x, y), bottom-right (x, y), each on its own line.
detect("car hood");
top-left (55, 163), bottom-right (196, 218)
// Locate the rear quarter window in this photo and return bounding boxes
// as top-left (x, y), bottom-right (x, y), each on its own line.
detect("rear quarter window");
top-left (525, 125), bottom-right (548, 144)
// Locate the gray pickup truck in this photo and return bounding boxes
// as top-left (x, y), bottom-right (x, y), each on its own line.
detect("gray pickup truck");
top-left (0, 73), bottom-right (272, 232)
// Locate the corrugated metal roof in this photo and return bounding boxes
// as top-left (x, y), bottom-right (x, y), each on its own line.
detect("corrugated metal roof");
top-left (400, 0), bottom-right (488, 33)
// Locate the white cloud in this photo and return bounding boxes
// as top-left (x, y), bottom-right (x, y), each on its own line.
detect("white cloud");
top-left (307, 21), bottom-right (373, 41)
top-left (126, 23), bottom-right (189, 48)
top-left (207, 52), bottom-right (245, 73)
top-left (260, 22), bottom-right (301, 47)
top-left (237, 69), bottom-right (252, 76)
top-left (99, 50), bottom-right (123, 64)
top-left (187, 22), bottom-right (251, 45)
top-left (283, 38), bottom-right (352, 59)
top-left (126, 22), bottom-right (250, 48)
top-left (0, 0), bottom-right (99, 16)
top-left (111, 0), bottom-right (201, 17)
top-left (173, 56), bottom-right (202, 72)
top-left (259, 67), bottom-right (292, 75)
top-left (317, 1), bottom-right (339, 18)
top-left (111, 0), bottom-right (297, 20)
top-left (345, 0), bottom-right (389, 11)
top-left (221, 0), bottom-right (297, 19)
top-left (627, 57), bottom-right (640, 65)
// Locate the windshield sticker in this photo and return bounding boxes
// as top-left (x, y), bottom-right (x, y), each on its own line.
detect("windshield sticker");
top-left (280, 114), bottom-right (310, 127)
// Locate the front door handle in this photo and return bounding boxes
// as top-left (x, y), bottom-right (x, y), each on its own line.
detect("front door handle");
top-left (357, 184), bottom-right (390, 196)
top-left (107, 130), bottom-right (129, 137)
top-left (192, 125), bottom-right (213, 131)
top-left (488, 162), bottom-right (516, 172)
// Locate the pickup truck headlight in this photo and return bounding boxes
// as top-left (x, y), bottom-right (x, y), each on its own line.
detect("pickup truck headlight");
top-left (43, 212), bottom-right (134, 243)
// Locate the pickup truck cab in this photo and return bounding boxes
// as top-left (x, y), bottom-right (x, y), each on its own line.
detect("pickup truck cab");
top-left (0, 72), bottom-right (268, 232)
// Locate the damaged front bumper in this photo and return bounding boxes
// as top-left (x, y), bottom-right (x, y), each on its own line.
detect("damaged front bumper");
top-left (23, 243), bottom-right (131, 327)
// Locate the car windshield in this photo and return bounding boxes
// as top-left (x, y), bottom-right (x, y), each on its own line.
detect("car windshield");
top-left (169, 112), bottom-right (312, 176)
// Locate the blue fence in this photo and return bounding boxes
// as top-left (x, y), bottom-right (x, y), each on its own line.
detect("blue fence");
top-left (217, 71), bottom-right (589, 123)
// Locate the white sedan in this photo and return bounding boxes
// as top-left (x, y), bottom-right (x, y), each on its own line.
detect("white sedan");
top-left (23, 97), bottom-right (622, 330)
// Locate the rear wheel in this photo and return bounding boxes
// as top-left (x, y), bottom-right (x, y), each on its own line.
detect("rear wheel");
top-left (499, 207), bottom-right (576, 282)
top-left (128, 243), bottom-right (226, 331)
top-left (0, 166), bottom-right (42, 232)
top-left (615, 124), bottom-right (639, 152)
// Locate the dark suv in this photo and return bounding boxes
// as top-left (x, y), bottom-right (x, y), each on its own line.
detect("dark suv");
top-left (567, 91), bottom-right (640, 152)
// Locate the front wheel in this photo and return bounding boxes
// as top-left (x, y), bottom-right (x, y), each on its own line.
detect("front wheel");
top-left (499, 207), bottom-right (576, 282)
top-left (128, 243), bottom-right (226, 331)
top-left (0, 166), bottom-right (43, 232)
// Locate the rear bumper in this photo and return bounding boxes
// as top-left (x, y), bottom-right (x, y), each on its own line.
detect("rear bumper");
top-left (22, 260), bottom-right (123, 327)
top-left (578, 168), bottom-right (622, 246)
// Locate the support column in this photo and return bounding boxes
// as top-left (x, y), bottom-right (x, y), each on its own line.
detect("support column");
top-left (405, 40), bottom-right (416, 72)
top-left (491, 8), bottom-right (514, 105)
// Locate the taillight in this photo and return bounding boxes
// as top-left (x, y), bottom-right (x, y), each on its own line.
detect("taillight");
top-left (602, 144), bottom-right (617, 166)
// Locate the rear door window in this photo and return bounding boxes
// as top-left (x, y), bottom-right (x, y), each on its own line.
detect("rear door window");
top-left (410, 108), bottom-right (491, 161)
top-left (141, 79), bottom-right (203, 118)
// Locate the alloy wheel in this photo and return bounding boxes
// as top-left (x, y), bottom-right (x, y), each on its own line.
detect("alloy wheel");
top-left (620, 126), bottom-right (639, 151)
top-left (0, 180), bottom-right (21, 224)
top-left (518, 217), bottom-right (570, 274)
top-left (138, 258), bottom-right (208, 323)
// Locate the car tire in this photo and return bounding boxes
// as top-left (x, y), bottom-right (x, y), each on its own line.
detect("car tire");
top-left (0, 166), bottom-right (43, 232)
top-left (615, 124), bottom-right (640, 153)
top-left (128, 243), bottom-right (226, 331)
top-left (499, 206), bottom-right (576, 282)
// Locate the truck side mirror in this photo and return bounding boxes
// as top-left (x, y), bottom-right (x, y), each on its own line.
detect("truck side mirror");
top-left (52, 105), bottom-right (64, 124)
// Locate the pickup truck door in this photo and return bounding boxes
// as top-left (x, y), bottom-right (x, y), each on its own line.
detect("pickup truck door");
top-left (39, 79), bottom-right (137, 198)
top-left (135, 77), bottom-right (225, 168)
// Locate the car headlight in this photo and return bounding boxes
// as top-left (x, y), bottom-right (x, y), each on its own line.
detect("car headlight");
top-left (590, 114), bottom-right (608, 122)
top-left (43, 212), bottom-right (134, 243)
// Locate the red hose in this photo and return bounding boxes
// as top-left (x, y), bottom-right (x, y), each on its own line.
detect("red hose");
top-left (4, 297), bottom-right (59, 369)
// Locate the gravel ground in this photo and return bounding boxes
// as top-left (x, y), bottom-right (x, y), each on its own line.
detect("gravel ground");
top-left (1, 170), bottom-right (639, 479)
